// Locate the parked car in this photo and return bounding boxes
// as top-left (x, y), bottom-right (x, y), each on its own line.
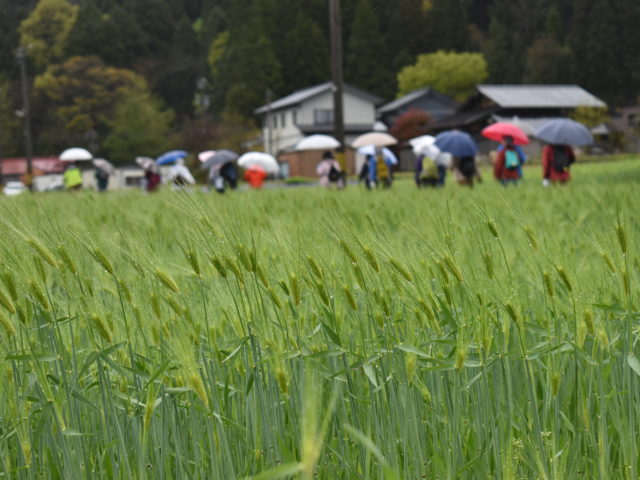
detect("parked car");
top-left (2, 181), bottom-right (28, 196)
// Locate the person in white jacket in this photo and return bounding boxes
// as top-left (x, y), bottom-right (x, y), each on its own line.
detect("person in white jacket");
top-left (167, 158), bottom-right (196, 187)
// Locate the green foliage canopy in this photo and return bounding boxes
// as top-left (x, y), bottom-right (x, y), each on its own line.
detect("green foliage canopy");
top-left (397, 51), bottom-right (488, 101)
top-left (19, 0), bottom-right (78, 69)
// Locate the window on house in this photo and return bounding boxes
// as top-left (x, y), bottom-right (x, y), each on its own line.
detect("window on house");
top-left (293, 110), bottom-right (297, 125)
top-left (314, 109), bottom-right (334, 125)
top-left (281, 113), bottom-right (286, 127)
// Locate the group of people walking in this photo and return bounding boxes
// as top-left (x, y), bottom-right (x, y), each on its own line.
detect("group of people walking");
top-left (412, 138), bottom-right (576, 189)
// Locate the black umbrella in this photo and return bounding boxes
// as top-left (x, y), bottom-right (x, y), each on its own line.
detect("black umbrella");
top-left (200, 149), bottom-right (238, 170)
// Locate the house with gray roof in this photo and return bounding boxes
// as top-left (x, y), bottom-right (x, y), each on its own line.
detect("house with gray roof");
top-left (435, 84), bottom-right (607, 156)
top-left (254, 82), bottom-right (382, 155)
top-left (436, 84), bottom-right (606, 132)
top-left (376, 87), bottom-right (457, 128)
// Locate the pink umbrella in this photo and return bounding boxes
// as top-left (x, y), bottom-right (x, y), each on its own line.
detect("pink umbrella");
top-left (482, 122), bottom-right (529, 145)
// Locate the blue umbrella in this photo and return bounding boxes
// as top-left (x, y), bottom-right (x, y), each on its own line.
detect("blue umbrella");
top-left (434, 130), bottom-right (478, 157)
top-left (534, 119), bottom-right (593, 147)
top-left (156, 150), bottom-right (188, 165)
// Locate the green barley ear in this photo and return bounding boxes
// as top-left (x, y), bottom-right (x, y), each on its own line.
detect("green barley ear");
top-left (523, 225), bottom-right (538, 250)
top-left (278, 279), bottom-right (290, 295)
top-left (551, 371), bottom-right (561, 396)
top-left (555, 266), bottom-right (573, 293)
top-left (505, 302), bottom-right (520, 327)
top-left (0, 312), bottom-right (16, 336)
top-left (0, 289), bottom-right (16, 314)
top-left (600, 251), bottom-right (616, 273)
top-left (289, 273), bottom-right (301, 305)
top-left (150, 293), bottom-right (161, 318)
top-left (615, 222), bottom-right (628, 254)
top-left (155, 269), bottom-right (179, 293)
top-left (362, 247), bottom-right (380, 273)
top-left (455, 345), bottom-right (467, 371)
top-left (28, 280), bottom-right (49, 311)
top-left (276, 367), bottom-right (289, 396)
top-left (57, 245), bottom-right (78, 274)
top-left (267, 288), bottom-right (282, 309)
top-left (184, 249), bottom-right (200, 276)
top-left (351, 263), bottom-right (366, 290)
top-left (577, 321), bottom-right (587, 349)
top-left (405, 353), bottom-right (417, 382)
top-left (1, 272), bottom-right (18, 301)
top-left (481, 252), bottom-right (494, 279)
top-left (225, 256), bottom-right (245, 285)
top-left (26, 237), bottom-right (57, 267)
top-left (437, 260), bottom-right (449, 284)
top-left (388, 257), bottom-right (413, 283)
top-left (90, 246), bottom-right (115, 275)
top-left (339, 239), bottom-right (358, 264)
top-left (90, 313), bottom-right (113, 343)
top-left (583, 309), bottom-right (595, 335)
top-left (443, 255), bottom-right (463, 283)
top-left (486, 219), bottom-right (499, 238)
top-left (342, 284), bottom-right (357, 310)
top-left (543, 271), bottom-right (554, 297)
top-left (306, 256), bottom-right (323, 279)
top-left (210, 255), bottom-right (227, 278)
top-left (256, 264), bottom-right (269, 288)
top-left (118, 279), bottom-right (133, 304)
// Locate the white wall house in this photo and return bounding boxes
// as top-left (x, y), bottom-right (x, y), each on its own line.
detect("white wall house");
top-left (254, 82), bottom-right (382, 154)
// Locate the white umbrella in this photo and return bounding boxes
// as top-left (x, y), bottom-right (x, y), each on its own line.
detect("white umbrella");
top-left (198, 150), bottom-right (216, 163)
top-left (352, 132), bottom-right (397, 148)
top-left (357, 146), bottom-right (398, 165)
top-left (60, 147), bottom-right (92, 162)
top-left (238, 152), bottom-right (279, 174)
top-left (92, 158), bottom-right (115, 175)
top-left (295, 135), bottom-right (340, 151)
top-left (409, 135), bottom-right (437, 155)
top-left (136, 156), bottom-right (157, 172)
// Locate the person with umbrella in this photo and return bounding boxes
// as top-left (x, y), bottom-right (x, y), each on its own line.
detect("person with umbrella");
top-left (200, 150), bottom-right (239, 194)
top-left (365, 147), bottom-right (395, 189)
top-left (167, 158), bottom-right (196, 188)
top-left (316, 151), bottom-right (344, 189)
top-left (535, 119), bottom-right (591, 186)
top-left (542, 144), bottom-right (575, 185)
top-left (493, 135), bottom-right (525, 186)
top-left (92, 158), bottom-right (114, 192)
top-left (244, 165), bottom-right (267, 189)
top-left (63, 163), bottom-right (83, 191)
top-left (435, 130), bottom-right (481, 188)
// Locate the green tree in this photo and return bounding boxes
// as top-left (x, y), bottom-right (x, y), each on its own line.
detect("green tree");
top-left (18, 0), bottom-right (78, 69)
top-left (33, 56), bottom-right (147, 152)
top-left (570, 106), bottom-right (609, 129)
top-left (524, 35), bottom-right (571, 83)
top-left (397, 51), bottom-right (488, 101)
top-left (424, 0), bottom-right (471, 52)
top-left (103, 89), bottom-right (175, 164)
top-left (0, 76), bottom-right (21, 157)
top-left (346, 0), bottom-right (391, 98)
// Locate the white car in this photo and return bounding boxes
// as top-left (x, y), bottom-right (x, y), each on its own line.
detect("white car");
top-left (2, 181), bottom-right (28, 196)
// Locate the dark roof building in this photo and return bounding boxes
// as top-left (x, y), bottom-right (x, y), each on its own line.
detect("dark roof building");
top-left (436, 84), bottom-right (607, 132)
top-left (377, 87), bottom-right (457, 128)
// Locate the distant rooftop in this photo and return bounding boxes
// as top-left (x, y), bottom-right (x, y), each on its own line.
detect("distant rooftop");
top-left (478, 84), bottom-right (607, 109)
top-left (255, 82), bottom-right (382, 114)
top-left (377, 87), bottom-right (456, 114)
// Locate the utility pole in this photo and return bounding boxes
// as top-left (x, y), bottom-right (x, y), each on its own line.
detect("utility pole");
top-left (16, 46), bottom-right (33, 188)
top-left (266, 89), bottom-right (273, 155)
top-left (329, 0), bottom-right (346, 173)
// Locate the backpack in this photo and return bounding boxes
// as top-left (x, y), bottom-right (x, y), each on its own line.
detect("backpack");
top-left (328, 164), bottom-right (341, 182)
top-left (420, 156), bottom-right (438, 179)
top-left (504, 149), bottom-right (520, 170)
top-left (458, 156), bottom-right (475, 178)
top-left (552, 146), bottom-right (571, 172)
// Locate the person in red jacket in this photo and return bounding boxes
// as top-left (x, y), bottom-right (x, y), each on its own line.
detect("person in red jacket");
top-left (243, 165), bottom-right (267, 189)
top-left (542, 144), bottom-right (575, 185)
top-left (493, 135), bottom-right (523, 185)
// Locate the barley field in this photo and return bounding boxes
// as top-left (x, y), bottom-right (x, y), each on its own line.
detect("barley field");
top-left (0, 160), bottom-right (639, 479)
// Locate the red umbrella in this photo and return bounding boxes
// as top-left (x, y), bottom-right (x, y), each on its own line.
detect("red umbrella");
top-left (482, 122), bottom-right (530, 145)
